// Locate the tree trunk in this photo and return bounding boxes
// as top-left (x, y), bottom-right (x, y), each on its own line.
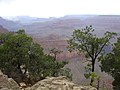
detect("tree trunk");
top-left (24, 67), bottom-right (27, 74)
top-left (91, 60), bottom-right (95, 72)
top-left (97, 78), bottom-right (100, 90)
top-left (90, 59), bottom-right (95, 86)
top-left (54, 54), bottom-right (57, 61)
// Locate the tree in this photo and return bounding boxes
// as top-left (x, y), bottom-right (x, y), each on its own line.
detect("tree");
top-left (99, 37), bottom-right (120, 90)
top-left (49, 48), bottom-right (72, 80)
top-left (0, 30), bottom-right (68, 85)
top-left (67, 25), bottom-right (116, 85)
top-left (49, 48), bottom-right (63, 60)
top-left (0, 31), bottom-right (32, 83)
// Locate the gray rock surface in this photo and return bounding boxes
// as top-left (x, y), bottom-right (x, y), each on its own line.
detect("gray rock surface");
top-left (26, 76), bottom-right (97, 90)
top-left (0, 70), bottom-right (20, 90)
top-left (0, 70), bottom-right (97, 90)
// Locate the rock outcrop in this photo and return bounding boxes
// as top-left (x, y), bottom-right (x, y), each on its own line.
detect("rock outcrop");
top-left (0, 70), bottom-right (96, 90)
top-left (26, 76), bottom-right (96, 90)
top-left (0, 70), bottom-right (20, 90)
top-left (0, 25), bottom-right (8, 34)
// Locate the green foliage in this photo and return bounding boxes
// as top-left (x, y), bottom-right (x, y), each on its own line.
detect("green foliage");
top-left (68, 25), bottom-right (116, 85)
top-left (0, 31), bottom-right (32, 83)
top-left (99, 37), bottom-right (120, 90)
top-left (84, 67), bottom-right (99, 86)
top-left (49, 48), bottom-right (63, 60)
top-left (49, 48), bottom-right (72, 80)
top-left (16, 29), bottom-right (25, 34)
top-left (84, 63), bottom-right (91, 79)
top-left (68, 25), bottom-right (116, 56)
top-left (0, 30), bottom-right (67, 85)
top-left (59, 68), bottom-right (72, 81)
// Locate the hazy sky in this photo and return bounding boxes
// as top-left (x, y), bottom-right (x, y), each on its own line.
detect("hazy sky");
top-left (0, 0), bottom-right (120, 18)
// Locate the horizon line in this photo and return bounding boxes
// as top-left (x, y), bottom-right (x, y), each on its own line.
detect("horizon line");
top-left (1, 14), bottom-right (120, 19)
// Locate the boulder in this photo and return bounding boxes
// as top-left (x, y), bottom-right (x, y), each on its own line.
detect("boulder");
top-left (26, 76), bottom-right (96, 90)
top-left (0, 70), bottom-right (97, 90)
top-left (0, 70), bottom-right (21, 90)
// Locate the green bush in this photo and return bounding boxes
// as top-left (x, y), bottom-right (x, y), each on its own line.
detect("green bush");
top-left (0, 30), bottom-right (68, 85)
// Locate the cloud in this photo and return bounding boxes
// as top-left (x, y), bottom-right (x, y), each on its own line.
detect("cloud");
top-left (0, 0), bottom-right (120, 17)
top-left (0, 0), bottom-right (16, 3)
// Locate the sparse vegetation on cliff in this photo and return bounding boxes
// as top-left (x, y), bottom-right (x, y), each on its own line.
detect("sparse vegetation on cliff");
top-left (0, 30), bottom-right (69, 85)
top-left (99, 37), bottom-right (120, 90)
top-left (67, 25), bottom-right (116, 86)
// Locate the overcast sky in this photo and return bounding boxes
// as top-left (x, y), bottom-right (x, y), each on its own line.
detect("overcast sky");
top-left (0, 0), bottom-right (120, 18)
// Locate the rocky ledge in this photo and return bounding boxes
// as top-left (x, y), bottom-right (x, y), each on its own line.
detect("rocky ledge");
top-left (25, 76), bottom-right (97, 90)
top-left (0, 70), bottom-right (96, 90)
top-left (0, 70), bottom-right (20, 90)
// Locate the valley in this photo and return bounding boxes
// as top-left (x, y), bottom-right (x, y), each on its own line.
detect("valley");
top-left (0, 15), bottom-right (120, 89)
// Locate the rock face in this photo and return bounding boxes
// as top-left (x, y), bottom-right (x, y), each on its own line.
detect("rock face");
top-left (0, 70), bottom-right (96, 90)
top-left (26, 76), bottom-right (96, 90)
top-left (0, 70), bottom-right (20, 90)
top-left (0, 25), bottom-right (8, 34)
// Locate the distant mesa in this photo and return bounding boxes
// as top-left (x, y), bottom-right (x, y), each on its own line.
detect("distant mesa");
top-left (0, 17), bottom-right (22, 31)
top-left (4, 16), bottom-right (57, 25)
top-left (21, 15), bottom-right (120, 39)
top-left (1, 15), bottom-right (120, 37)
top-left (0, 25), bottom-right (8, 33)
